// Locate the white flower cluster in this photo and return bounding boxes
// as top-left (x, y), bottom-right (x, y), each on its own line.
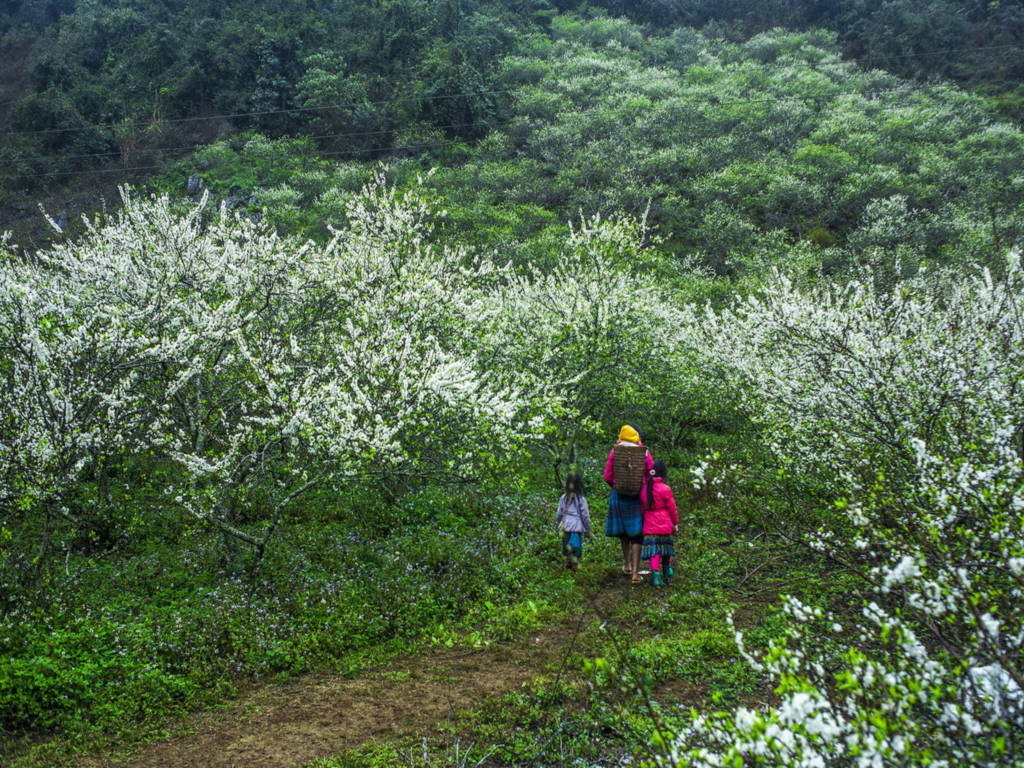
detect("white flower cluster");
top-left (689, 451), bottom-right (738, 498)
top-left (669, 253), bottom-right (1024, 765)
top-left (0, 179), bottom-right (680, 562)
top-left (473, 210), bottom-right (689, 465)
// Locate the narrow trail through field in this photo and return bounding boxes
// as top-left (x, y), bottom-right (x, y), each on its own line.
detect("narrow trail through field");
top-left (83, 573), bottom-right (649, 768)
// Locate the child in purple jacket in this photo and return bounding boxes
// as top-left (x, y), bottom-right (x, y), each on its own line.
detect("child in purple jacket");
top-left (556, 472), bottom-right (592, 570)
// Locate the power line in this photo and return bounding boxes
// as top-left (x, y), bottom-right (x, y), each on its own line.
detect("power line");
top-left (23, 83), bottom-right (878, 164)
top-left (10, 138), bottom-right (469, 180)
top-left (0, 88), bottom-right (518, 138)
top-left (32, 118), bottom-right (505, 163)
top-left (5, 37), bottom-right (1018, 139)
top-left (0, 84), bottom-right (988, 183)
top-left (5, 84), bottom-right (932, 166)
top-left (877, 41), bottom-right (1024, 61)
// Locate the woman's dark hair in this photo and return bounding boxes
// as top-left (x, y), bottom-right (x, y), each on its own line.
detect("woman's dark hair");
top-left (628, 422), bottom-right (645, 444)
top-left (646, 459), bottom-right (667, 506)
top-left (564, 471), bottom-right (585, 498)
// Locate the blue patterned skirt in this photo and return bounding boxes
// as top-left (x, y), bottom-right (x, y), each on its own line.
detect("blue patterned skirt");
top-left (641, 534), bottom-right (675, 560)
top-left (563, 532), bottom-right (583, 559)
top-left (604, 490), bottom-right (643, 539)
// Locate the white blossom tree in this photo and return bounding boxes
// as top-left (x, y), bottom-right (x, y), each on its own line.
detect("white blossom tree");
top-left (476, 211), bottom-right (688, 483)
top-left (0, 229), bottom-right (153, 568)
top-left (2, 174), bottom-right (702, 581)
top-left (0, 179), bottom-right (538, 570)
top-left (668, 253), bottom-right (1024, 766)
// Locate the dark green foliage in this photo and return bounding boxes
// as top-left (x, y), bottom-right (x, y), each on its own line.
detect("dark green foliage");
top-left (600, 0), bottom-right (1024, 96)
top-left (135, 23), bottom-right (1024, 284)
top-left (3, 0), bottom-right (1023, 197)
top-left (437, 25), bottom-right (1023, 276)
top-left (0, 482), bottom-right (573, 742)
top-left (0, 0), bottom-right (532, 192)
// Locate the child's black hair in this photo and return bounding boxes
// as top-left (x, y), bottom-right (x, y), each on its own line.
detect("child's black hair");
top-left (564, 471), bottom-right (585, 498)
top-left (645, 459), bottom-right (668, 506)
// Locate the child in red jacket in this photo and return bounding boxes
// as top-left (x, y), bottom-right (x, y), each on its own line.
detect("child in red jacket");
top-left (639, 460), bottom-right (678, 587)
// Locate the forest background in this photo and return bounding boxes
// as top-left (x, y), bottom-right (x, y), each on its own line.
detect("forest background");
top-left (1, 1), bottom-right (1023, 766)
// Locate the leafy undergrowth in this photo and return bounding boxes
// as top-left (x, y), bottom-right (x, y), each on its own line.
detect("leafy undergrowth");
top-left (0, 482), bottom-right (584, 768)
top-left (308, 513), bottom-right (841, 768)
top-left (2, 436), bottom-right (853, 768)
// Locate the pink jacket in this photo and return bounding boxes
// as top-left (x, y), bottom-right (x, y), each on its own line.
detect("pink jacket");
top-left (640, 477), bottom-right (678, 535)
top-left (603, 442), bottom-right (654, 487)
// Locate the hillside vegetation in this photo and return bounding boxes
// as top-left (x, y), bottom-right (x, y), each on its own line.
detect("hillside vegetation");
top-left (1, 5), bottom-right (1023, 768)
top-left (2, 0), bottom-right (1023, 204)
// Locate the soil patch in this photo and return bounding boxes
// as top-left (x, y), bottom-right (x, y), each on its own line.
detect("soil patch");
top-left (82, 579), bottom-right (636, 768)
top-left (77, 568), bottom-right (774, 768)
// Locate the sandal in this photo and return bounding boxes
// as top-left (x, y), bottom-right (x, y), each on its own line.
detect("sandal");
top-left (622, 565), bottom-right (632, 575)
top-left (631, 573), bottom-right (644, 585)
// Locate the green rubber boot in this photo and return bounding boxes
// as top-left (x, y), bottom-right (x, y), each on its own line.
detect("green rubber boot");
top-left (666, 565), bottom-right (674, 579)
top-left (652, 570), bottom-right (665, 587)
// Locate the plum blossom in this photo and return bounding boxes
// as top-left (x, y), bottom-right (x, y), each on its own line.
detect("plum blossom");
top-left (667, 251), bottom-right (1024, 766)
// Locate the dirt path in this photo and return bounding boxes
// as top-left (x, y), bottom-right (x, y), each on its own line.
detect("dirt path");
top-left (82, 579), bottom-right (634, 768)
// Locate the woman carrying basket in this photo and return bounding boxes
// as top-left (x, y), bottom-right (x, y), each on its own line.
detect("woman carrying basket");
top-left (603, 423), bottom-right (654, 584)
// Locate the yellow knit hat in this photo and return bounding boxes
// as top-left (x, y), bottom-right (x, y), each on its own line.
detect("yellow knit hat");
top-left (617, 424), bottom-right (640, 444)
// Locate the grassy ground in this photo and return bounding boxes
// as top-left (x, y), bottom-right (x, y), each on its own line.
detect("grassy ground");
top-left (1, 479), bottom-right (576, 767)
top-left (2, 441), bottom-right (843, 768)
top-left (308, 524), bottom-right (799, 768)
top-left (60, 523), bottom-right (793, 768)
